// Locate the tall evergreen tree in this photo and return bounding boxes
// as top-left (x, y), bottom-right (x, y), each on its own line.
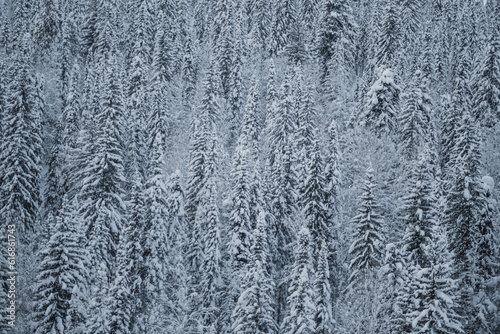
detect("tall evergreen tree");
top-left (401, 149), bottom-right (437, 268)
top-left (348, 165), bottom-right (385, 288)
top-left (315, 0), bottom-right (356, 80)
top-left (359, 68), bottom-right (400, 137)
top-left (231, 211), bottom-right (277, 334)
top-left (33, 196), bottom-right (88, 334)
top-left (302, 136), bottom-right (330, 259)
top-left (281, 227), bottom-right (316, 334)
top-left (78, 53), bottom-right (127, 277)
top-left (473, 15), bottom-right (500, 127)
top-left (314, 241), bottom-right (334, 334)
top-left (408, 223), bottom-right (463, 334)
top-left (399, 70), bottom-right (434, 160)
top-left (0, 32), bottom-right (42, 236)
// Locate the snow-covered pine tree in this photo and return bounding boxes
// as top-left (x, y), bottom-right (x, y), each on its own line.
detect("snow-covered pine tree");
top-left (59, 61), bottom-right (82, 198)
top-left (231, 211), bottom-right (277, 334)
top-left (84, 264), bottom-right (110, 334)
top-left (348, 164), bottom-right (385, 289)
top-left (33, 195), bottom-right (88, 334)
top-left (473, 13), bottom-right (500, 128)
top-left (376, 242), bottom-right (410, 334)
top-left (325, 119), bottom-right (341, 218)
top-left (213, 0), bottom-right (233, 97)
top-left (408, 222), bottom-right (463, 334)
top-left (399, 70), bottom-right (434, 161)
top-left (250, 0), bottom-right (271, 54)
top-left (32, 0), bottom-right (60, 51)
top-left (107, 229), bottom-right (133, 334)
top-left (265, 66), bottom-right (300, 324)
top-left (445, 107), bottom-right (496, 333)
top-left (125, 0), bottom-right (152, 182)
top-left (122, 169), bottom-right (146, 333)
top-left (281, 227), bottom-right (316, 334)
top-left (143, 130), bottom-right (170, 312)
top-left (440, 21), bottom-right (474, 177)
top-left (228, 145), bottom-right (254, 273)
top-left (315, 0), bottom-right (356, 80)
top-left (0, 32), bottom-right (42, 236)
top-left (359, 68), bottom-right (400, 137)
top-left (401, 148), bottom-right (437, 268)
top-left (199, 172), bottom-right (222, 331)
top-left (227, 6), bottom-right (245, 147)
top-left (302, 135), bottom-right (330, 259)
top-left (314, 240), bottom-right (334, 334)
top-left (269, 0), bottom-right (296, 56)
top-left (185, 59), bottom-right (220, 226)
top-left (371, 0), bottom-right (399, 69)
top-left (181, 20), bottom-right (198, 113)
top-left (79, 52), bottom-right (127, 278)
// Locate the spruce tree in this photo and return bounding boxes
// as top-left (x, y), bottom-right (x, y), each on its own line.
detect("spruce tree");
top-left (78, 53), bottom-right (127, 277)
top-left (473, 17), bottom-right (500, 127)
top-left (325, 119), bottom-right (341, 218)
top-left (401, 149), bottom-right (437, 268)
top-left (372, 0), bottom-right (399, 69)
top-left (360, 68), bottom-right (400, 137)
top-left (408, 223), bottom-right (463, 334)
top-left (315, 241), bottom-right (334, 334)
top-left (348, 165), bottom-right (385, 288)
top-left (281, 227), bottom-right (316, 334)
top-left (315, 0), bottom-right (356, 80)
top-left (0, 32), bottom-right (42, 236)
top-left (269, 0), bottom-right (296, 55)
top-left (199, 174), bottom-right (222, 330)
top-left (399, 70), bottom-right (434, 160)
top-left (144, 131), bottom-right (170, 305)
top-left (231, 211), bottom-right (277, 334)
top-left (445, 108), bottom-right (495, 333)
top-left (302, 136), bottom-right (330, 259)
top-left (84, 264), bottom-right (110, 334)
top-left (33, 196), bottom-right (88, 334)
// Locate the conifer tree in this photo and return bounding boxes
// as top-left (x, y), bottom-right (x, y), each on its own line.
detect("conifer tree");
top-left (199, 174), bottom-right (222, 330)
top-left (401, 149), bottom-right (437, 268)
top-left (107, 232), bottom-right (133, 334)
top-left (84, 264), bottom-right (110, 334)
top-left (33, 195), bottom-right (88, 334)
top-left (409, 223), bottom-right (463, 334)
top-left (376, 242), bottom-right (410, 334)
top-left (348, 165), bottom-right (385, 288)
top-left (123, 169), bottom-right (146, 332)
top-left (144, 131), bottom-right (170, 304)
top-left (399, 70), bottom-right (434, 160)
top-left (60, 62), bottom-right (82, 197)
top-left (325, 120), bottom-right (341, 218)
top-left (281, 227), bottom-right (316, 334)
top-left (185, 60), bottom-right (220, 225)
top-left (315, 0), bottom-right (356, 79)
top-left (250, 0), bottom-right (271, 53)
top-left (78, 52), bottom-right (127, 277)
top-left (302, 136), bottom-right (330, 259)
top-left (0, 33), bottom-right (42, 236)
top-left (445, 109), bottom-right (495, 333)
top-left (269, 0), bottom-right (296, 55)
top-left (359, 68), bottom-right (400, 137)
top-left (372, 0), bottom-right (399, 69)
top-left (473, 18), bottom-right (500, 127)
top-left (231, 211), bottom-right (277, 334)
top-left (315, 241), bottom-right (334, 334)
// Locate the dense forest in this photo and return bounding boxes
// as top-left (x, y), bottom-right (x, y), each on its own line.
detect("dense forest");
top-left (0, 0), bottom-right (499, 333)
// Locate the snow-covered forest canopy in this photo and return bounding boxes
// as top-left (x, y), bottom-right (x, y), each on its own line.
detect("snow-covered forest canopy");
top-left (0, 0), bottom-right (499, 333)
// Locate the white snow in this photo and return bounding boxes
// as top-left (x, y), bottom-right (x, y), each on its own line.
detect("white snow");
top-left (482, 175), bottom-right (494, 191)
